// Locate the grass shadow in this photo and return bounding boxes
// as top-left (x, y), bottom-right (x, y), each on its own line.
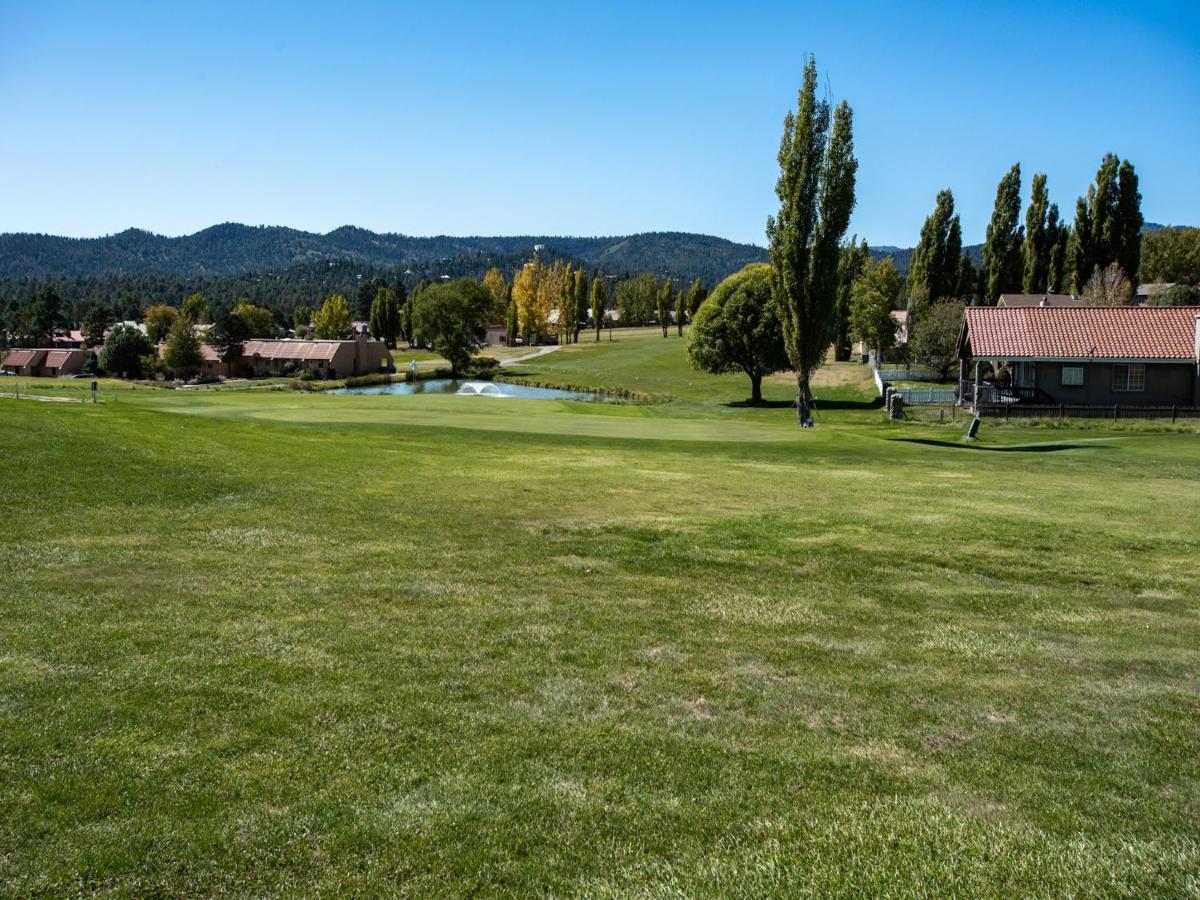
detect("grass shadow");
top-left (888, 437), bottom-right (1111, 453)
top-left (724, 399), bottom-right (795, 409)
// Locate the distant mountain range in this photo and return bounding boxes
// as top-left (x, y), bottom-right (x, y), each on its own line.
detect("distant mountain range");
top-left (0, 221), bottom-right (1179, 286)
top-left (0, 224), bottom-right (769, 287)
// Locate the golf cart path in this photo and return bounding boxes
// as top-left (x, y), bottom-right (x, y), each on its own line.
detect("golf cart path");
top-left (499, 346), bottom-right (560, 368)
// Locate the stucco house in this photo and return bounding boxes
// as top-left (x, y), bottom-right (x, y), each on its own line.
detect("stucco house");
top-left (198, 334), bottom-right (391, 379)
top-left (958, 306), bottom-right (1200, 409)
top-left (1, 348), bottom-right (90, 377)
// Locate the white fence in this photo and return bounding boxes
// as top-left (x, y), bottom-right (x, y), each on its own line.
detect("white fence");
top-left (893, 386), bottom-right (958, 404)
top-left (876, 365), bottom-right (945, 382)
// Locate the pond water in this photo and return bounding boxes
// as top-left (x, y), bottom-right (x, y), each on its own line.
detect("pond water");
top-left (333, 379), bottom-right (606, 401)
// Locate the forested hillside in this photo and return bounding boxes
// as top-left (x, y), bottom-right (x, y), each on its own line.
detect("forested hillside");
top-left (0, 224), bottom-right (770, 287)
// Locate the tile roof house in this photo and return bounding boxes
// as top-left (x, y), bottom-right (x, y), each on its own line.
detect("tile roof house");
top-left (958, 306), bottom-right (1200, 408)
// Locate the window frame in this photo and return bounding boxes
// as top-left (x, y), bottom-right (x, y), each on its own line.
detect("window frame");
top-left (1111, 363), bottom-right (1146, 393)
top-left (1061, 365), bottom-right (1084, 387)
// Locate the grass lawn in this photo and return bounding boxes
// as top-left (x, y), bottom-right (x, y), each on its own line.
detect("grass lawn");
top-left (1, 330), bottom-right (1198, 895)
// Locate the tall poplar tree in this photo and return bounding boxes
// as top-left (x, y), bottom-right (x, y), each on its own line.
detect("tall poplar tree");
top-left (982, 163), bottom-right (1024, 303)
top-left (833, 238), bottom-right (868, 360)
top-left (590, 276), bottom-right (607, 342)
top-left (1046, 205), bottom-right (1069, 293)
top-left (656, 278), bottom-right (673, 337)
top-left (766, 56), bottom-right (857, 424)
top-left (1069, 154), bottom-right (1142, 292)
top-left (572, 267), bottom-right (588, 343)
top-left (907, 190), bottom-right (962, 310)
top-left (1022, 173), bottom-right (1051, 292)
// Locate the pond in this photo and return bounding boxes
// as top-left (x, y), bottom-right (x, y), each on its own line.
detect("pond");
top-left (333, 379), bottom-right (608, 402)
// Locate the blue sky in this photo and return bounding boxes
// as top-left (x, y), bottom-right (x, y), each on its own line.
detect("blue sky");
top-left (1, 0), bottom-right (1197, 247)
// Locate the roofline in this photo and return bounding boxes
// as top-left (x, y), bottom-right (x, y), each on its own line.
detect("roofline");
top-left (970, 355), bottom-right (1196, 364)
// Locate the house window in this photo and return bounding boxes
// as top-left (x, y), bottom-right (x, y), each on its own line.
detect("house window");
top-left (1061, 365), bottom-right (1084, 386)
top-left (1112, 364), bottom-right (1145, 392)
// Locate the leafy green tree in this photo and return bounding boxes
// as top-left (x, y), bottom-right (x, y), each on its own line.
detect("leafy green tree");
top-left (1069, 154), bottom-right (1143, 292)
top-left (1023, 173), bottom-right (1052, 292)
top-left (590, 276), bottom-right (607, 342)
top-left (573, 267), bottom-right (589, 343)
top-left (956, 253), bottom-right (980, 303)
top-left (292, 305), bottom-right (313, 333)
top-left (505, 289), bottom-right (518, 347)
top-left (81, 303), bottom-right (112, 348)
top-left (766, 55), bottom-right (857, 423)
top-left (180, 293), bottom-right (210, 324)
top-left (98, 323), bottom-right (153, 378)
top-left (208, 308), bottom-right (252, 373)
top-left (231, 301), bottom-right (275, 337)
top-left (833, 238), bottom-right (868, 360)
top-left (411, 278), bottom-right (491, 375)
top-left (143, 304), bottom-right (179, 343)
top-left (1139, 227), bottom-right (1200, 284)
top-left (163, 316), bottom-right (204, 379)
top-left (849, 257), bottom-right (903, 358)
top-left (1046, 205), bottom-right (1070, 293)
top-left (312, 293), bottom-right (351, 339)
top-left (686, 264), bottom-right (788, 404)
top-left (357, 277), bottom-right (386, 320)
top-left (369, 286), bottom-right (402, 347)
top-left (909, 299), bottom-right (964, 380)
top-left (907, 190), bottom-right (962, 309)
top-left (685, 278), bottom-right (708, 316)
top-left (656, 277), bottom-right (673, 337)
top-left (615, 273), bottom-right (659, 326)
top-left (1148, 283), bottom-right (1200, 306)
top-left (983, 164), bottom-right (1024, 302)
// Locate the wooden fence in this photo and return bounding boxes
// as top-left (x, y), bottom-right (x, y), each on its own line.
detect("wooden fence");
top-left (976, 403), bottom-right (1200, 421)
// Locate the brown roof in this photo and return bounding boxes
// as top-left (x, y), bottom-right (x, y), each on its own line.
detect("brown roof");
top-left (43, 350), bottom-right (78, 368)
top-left (243, 340), bottom-right (342, 361)
top-left (3, 349), bottom-right (41, 368)
top-left (995, 293), bottom-right (1082, 308)
top-left (963, 306), bottom-right (1200, 361)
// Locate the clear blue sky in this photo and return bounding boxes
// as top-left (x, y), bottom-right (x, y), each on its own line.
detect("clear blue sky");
top-left (1, 0), bottom-right (1197, 247)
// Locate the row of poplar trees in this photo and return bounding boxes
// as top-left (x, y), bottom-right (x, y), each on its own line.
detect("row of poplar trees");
top-left (905, 155), bottom-right (1143, 310)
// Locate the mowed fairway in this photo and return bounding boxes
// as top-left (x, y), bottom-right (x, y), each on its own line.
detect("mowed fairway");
top-left (2, 331), bottom-right (1199, 895)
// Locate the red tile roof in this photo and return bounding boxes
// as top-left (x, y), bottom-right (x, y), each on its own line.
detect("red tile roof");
top-left (963, 306), bottom-right (1200, 361)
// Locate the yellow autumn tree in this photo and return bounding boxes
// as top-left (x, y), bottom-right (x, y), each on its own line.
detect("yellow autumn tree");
top-left (512, 260), bottom-right (544, 340)
top-left (482, 267), bottom-right (509, 322)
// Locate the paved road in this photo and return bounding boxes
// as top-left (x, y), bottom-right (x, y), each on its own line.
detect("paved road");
top-left (498, 345), bottom-right (560, 368)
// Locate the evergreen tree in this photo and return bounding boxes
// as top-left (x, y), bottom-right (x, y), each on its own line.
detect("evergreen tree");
top-left (956, 253), bottom-right (979, 304)
top-left (1115, 160), bottom-right (1143, 286)
top-left (675, 286), bottom-right (685, 336)
top-left (590, 276), bottom-right (606, 342)
top-left (208, 308), bottom-right (252, 374)
top-left (906, 190), bottom-right (962, 310)
top-left (81, 303), bottom-right (112, 348)
top-left (833, 238), bottom-right (868, 360)
top-left (982, 163), bottom-right (1024, 303)
top-left (1022, 173), bottom-right (1051, 292)
top-left (766, 56), bottom-right (857, 424)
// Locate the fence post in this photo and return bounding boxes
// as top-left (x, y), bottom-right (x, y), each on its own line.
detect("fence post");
top-left (1172, 405), bottom-right (1177, 423)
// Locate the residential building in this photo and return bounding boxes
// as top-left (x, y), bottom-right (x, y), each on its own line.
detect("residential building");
top-left (1, 348), bottom-right (90, 377)
top-left (958, 306), bottom-right (1200, 408)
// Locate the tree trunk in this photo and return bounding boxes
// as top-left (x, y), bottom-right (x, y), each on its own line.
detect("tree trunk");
top-left (595, 326), bottom-right (601, 342)
top-left (796, 370), bottom-right (812, 425)
top-left (750, 374), bottom-right (762, 404)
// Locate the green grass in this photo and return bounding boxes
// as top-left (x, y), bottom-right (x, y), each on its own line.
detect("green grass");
top-left (1, 331), bottom-right (1198, 895)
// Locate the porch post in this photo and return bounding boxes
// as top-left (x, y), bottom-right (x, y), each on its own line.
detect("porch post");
top-left (973, 360), bottom-right (980, 408)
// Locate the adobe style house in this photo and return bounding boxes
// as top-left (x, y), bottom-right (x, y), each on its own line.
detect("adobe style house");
top-left (1, 348), bottom-right (90, 377)
top-left (198, 334), bottom-right (391, 379)
top-left (958, 306), bottom-right (1200, 410)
